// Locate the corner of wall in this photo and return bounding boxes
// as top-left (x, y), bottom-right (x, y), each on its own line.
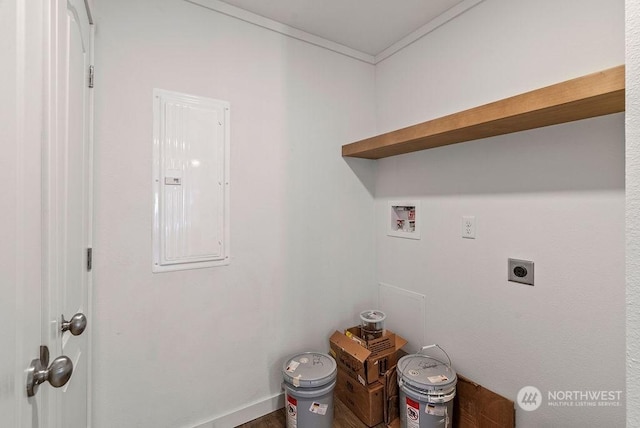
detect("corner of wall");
top-left (626, 0), bottom-right (640, 425)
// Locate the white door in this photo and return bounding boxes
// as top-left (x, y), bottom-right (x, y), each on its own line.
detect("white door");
top-left (0, 0), bottom-right (93, 427)
top-left (45, 0), bottom-right (93, 427)
top-left (0, 0), bottom-right (48, 426)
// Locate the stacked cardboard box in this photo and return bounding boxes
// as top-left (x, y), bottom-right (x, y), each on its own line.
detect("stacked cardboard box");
top-left (329, 326), bottom-right (407, 427)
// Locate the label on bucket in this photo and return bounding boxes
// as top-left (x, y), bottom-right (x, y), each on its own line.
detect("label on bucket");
top-left (425, 403), bottom-right (446, 416)
top-left (427, 374), bottom-right (449, 383)
top-left (406, 397), bottom-right (420, 428)
top-left (286, 360), bottom-right (300, 373)
top-left (309, 402), bottom-right (328, 415)
top-left (286, 395), bottom-right (297, 428)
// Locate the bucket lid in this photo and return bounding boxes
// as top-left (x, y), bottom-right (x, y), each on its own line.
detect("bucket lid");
top-left (282, 352), bottom-right (337, 388)
top-left (397, 354), bottom-right (457, 393)
top-left (360, 310), bottom-right (386, 324)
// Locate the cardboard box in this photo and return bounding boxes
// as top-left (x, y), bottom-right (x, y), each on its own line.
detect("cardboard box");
top-left (383, 364), bottom-right (399, 425)
top-left (345, 326), bottom-right (395, 355)
top-left (329, 328), bottom-right (407, 385)
top-left (385, 350), bottom-right (408, 428)
top-left (386, 419), bottom-right (401, 428)
top-left (335, 367), bottom-right (384, 427)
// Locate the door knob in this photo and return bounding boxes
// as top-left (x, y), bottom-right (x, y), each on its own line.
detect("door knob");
top-left (61, 312), bottom-right (87, 336)
top-left (26, 346), bottom-right (73, 397)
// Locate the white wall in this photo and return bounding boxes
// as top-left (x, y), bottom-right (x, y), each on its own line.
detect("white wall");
top-left (374, 0), bottom-right (625, 427)
top-left (626, 0), bottom-right (640, 425)
top-left (91, 1), bottom-right (376, 426)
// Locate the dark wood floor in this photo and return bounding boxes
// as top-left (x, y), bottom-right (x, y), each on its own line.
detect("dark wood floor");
top-left (237, 397), bottom-right (387, 428)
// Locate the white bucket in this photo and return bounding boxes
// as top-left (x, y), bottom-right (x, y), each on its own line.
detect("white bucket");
top-left (282, 352), bottom-right (337, 428)
top-left (397, 345), bottom-right (457, 428)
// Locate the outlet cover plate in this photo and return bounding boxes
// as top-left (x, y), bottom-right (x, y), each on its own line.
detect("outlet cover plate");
top-left (462, 215), bottom-right (476, 239)
top-left (508, 258), bottom-right (534, 285)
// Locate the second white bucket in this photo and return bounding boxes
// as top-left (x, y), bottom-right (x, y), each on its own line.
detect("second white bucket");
top-left (397, 345), bottom-right (457, 428)
top-left (282, 352), bottom-right (337, 428)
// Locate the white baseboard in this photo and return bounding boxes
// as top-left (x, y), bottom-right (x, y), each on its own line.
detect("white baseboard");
top-left (192, 392), bottom-right (285, 428)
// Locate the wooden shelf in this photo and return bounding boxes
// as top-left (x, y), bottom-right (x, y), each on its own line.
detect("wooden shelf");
top-left (342, 65), bottom-right (625, 159)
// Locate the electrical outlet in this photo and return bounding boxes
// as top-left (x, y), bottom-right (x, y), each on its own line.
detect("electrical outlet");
top-left (508, 258), bottom-right (534, 285)
top-left (462, 216), bottom-right (475, 239)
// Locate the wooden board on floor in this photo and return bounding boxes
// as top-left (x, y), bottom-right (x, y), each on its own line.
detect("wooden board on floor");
top-left (453, 375), bottom-right (515, 428)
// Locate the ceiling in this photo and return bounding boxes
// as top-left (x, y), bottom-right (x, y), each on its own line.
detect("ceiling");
top-left (216, 0), bottom-right (468, 56)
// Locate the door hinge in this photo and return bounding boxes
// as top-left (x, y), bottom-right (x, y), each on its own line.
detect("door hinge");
top-left (87, 248), bottom-right (92, 271)
top-left (88, 65), bottom-right (94, 88)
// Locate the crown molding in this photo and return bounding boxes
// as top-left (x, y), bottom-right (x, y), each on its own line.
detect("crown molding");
top-left (185, 0), bottom-right (485, 65)
top-left (185, 0), bottom-right (376, 64)
top-left (375, 0), bottom-right (485, 64)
